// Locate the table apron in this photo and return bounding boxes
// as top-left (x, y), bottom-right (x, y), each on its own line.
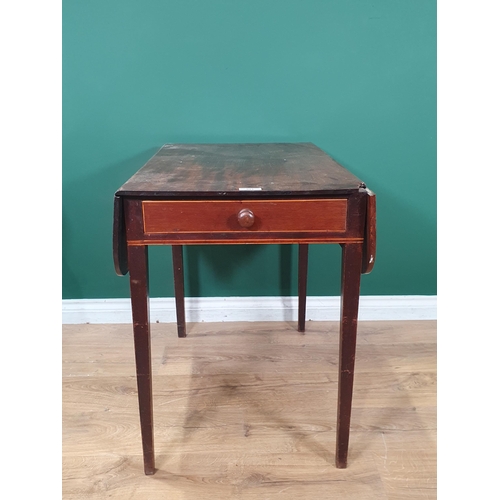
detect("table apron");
top-left (127, 236), bottom-right (364, 245)
top-left (122, 196), bottom-right (367, 247)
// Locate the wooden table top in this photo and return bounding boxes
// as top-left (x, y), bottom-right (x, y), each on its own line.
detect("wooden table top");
top-left (116, 143), bottom-right (365, 198)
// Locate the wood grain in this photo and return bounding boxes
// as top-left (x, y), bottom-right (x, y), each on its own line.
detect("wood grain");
top-left (362, 189), bottom-right (376, 274)
top-left (116, 143), bottom-right (364, 197)
top-left (112, 195), bottom-right (128, 276)
top-left (63, 320), bottom-right (436, 499)
top-left (298, 243), bottom-right (308, 332)
top-left (171, 245), bottom-right (186, 338)
top-left (336, 243), bottom-right (363, 467)
top-left (113, 143), bottom-right (371, 274)
top-left (128, 245), bottom-right (155, 474)
top-left (142, 199), bottom-right (347, 234)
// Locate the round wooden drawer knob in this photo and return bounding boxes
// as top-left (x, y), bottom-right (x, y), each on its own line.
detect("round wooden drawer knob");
top-left (237, 208), bottom-right (255, 228)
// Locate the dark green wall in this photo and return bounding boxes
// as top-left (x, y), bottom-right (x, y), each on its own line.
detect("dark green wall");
top-left (62, 0), bottom-right (436, 300)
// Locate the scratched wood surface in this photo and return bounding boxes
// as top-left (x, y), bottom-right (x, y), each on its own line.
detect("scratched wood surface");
top-left (62, 320), bottom-right (436, 499)
top-left (116, 143), bottom-right (364, 197)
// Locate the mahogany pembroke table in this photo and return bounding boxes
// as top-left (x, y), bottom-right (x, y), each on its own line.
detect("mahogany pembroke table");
top-left (113, 142), bottom-right (376, 475)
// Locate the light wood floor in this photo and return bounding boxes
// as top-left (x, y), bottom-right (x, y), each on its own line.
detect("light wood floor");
top-left (62, 320), bottom-right (436, 499)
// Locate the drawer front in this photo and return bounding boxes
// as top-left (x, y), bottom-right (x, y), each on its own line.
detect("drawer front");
top-left (142, 199), bottom-right (347, 235)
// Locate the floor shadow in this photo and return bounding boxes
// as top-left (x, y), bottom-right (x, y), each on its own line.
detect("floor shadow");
top-left (153, 318), bottom-right (436, 472)
top-left (343, 321), bottom-right (437, 463)
top-left (156, 324), bottom-right (340, 470)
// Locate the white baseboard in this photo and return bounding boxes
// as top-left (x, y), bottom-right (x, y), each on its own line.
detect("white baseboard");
top-left (62, 295), bottom-right (436, 324)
